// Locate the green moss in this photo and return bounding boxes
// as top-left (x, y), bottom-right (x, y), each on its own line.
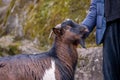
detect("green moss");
top-left (0, 41), bottom-right (21, 57)
top-left (8, 42), bottom-right (21, 55)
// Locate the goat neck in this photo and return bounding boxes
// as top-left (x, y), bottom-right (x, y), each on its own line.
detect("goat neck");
top-left (50, 37), bottom-right (78, 70)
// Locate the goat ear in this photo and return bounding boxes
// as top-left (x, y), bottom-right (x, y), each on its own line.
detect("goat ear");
top-left (60, 28), bottom-right (65, 35)
top-left (52, 28), bottom-right (61, 36)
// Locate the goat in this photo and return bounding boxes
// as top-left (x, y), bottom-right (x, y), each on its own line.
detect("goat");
top-left (0, 19), bottom-right (88, 80)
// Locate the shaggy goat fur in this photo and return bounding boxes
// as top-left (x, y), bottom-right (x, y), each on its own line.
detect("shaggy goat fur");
top-left (0, 19), bottom-right (88, 80)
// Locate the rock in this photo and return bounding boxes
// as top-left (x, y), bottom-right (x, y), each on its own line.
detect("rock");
top-left (0, 35), bottom-right (14, 48)
top-left (0, 35), bottom-right (15, 56)
top-left (0, 35), bottom-right (41, 56)
top-left (75, 47), bottom-right (103, 80)
top-left (19, 39), bottom-right (42, 54)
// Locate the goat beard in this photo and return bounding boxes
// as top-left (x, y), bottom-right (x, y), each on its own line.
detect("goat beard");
top-left (79, 38), bottom-right (86, 48)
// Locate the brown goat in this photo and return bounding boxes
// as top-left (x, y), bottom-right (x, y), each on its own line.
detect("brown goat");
top-left (0, 19), bottom-right (88, 80)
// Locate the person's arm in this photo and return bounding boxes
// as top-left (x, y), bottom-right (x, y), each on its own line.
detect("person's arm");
top-left (82, 0), bottom-right (97, 33)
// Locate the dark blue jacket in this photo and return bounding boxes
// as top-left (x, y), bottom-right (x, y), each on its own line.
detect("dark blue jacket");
top-left (82, 0), bottom-right (106, 44)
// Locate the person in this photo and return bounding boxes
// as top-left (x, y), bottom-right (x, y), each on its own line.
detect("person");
top-left (81, 0), bottom-right (120, 80)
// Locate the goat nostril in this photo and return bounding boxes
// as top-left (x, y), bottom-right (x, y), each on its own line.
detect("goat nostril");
top-left (80, 27), bottom-right (89, 33)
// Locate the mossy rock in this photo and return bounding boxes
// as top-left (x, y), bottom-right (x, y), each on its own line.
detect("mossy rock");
top-left (8, 42), bottom-right (21, 55)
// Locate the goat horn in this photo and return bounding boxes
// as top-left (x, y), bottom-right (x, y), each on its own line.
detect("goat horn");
top-left (49, 30), bottom-right (53, 39)
top-left (55, 24), bottom-right (61, 28)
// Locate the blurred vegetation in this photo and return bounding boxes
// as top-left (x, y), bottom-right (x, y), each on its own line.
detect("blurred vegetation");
top-left (23, 0), bottom-right (95, 49)
top-left (0, 0), bottom-right (96, 52)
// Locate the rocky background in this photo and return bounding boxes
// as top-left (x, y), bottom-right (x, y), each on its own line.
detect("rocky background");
top-left (75, 47), bottom-right (103, 80)
top-left (0, 0), bottom-right (103, 80)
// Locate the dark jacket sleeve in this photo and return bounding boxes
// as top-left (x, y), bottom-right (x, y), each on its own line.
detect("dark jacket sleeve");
top-left (82, 0), bottom-right (97, 33)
